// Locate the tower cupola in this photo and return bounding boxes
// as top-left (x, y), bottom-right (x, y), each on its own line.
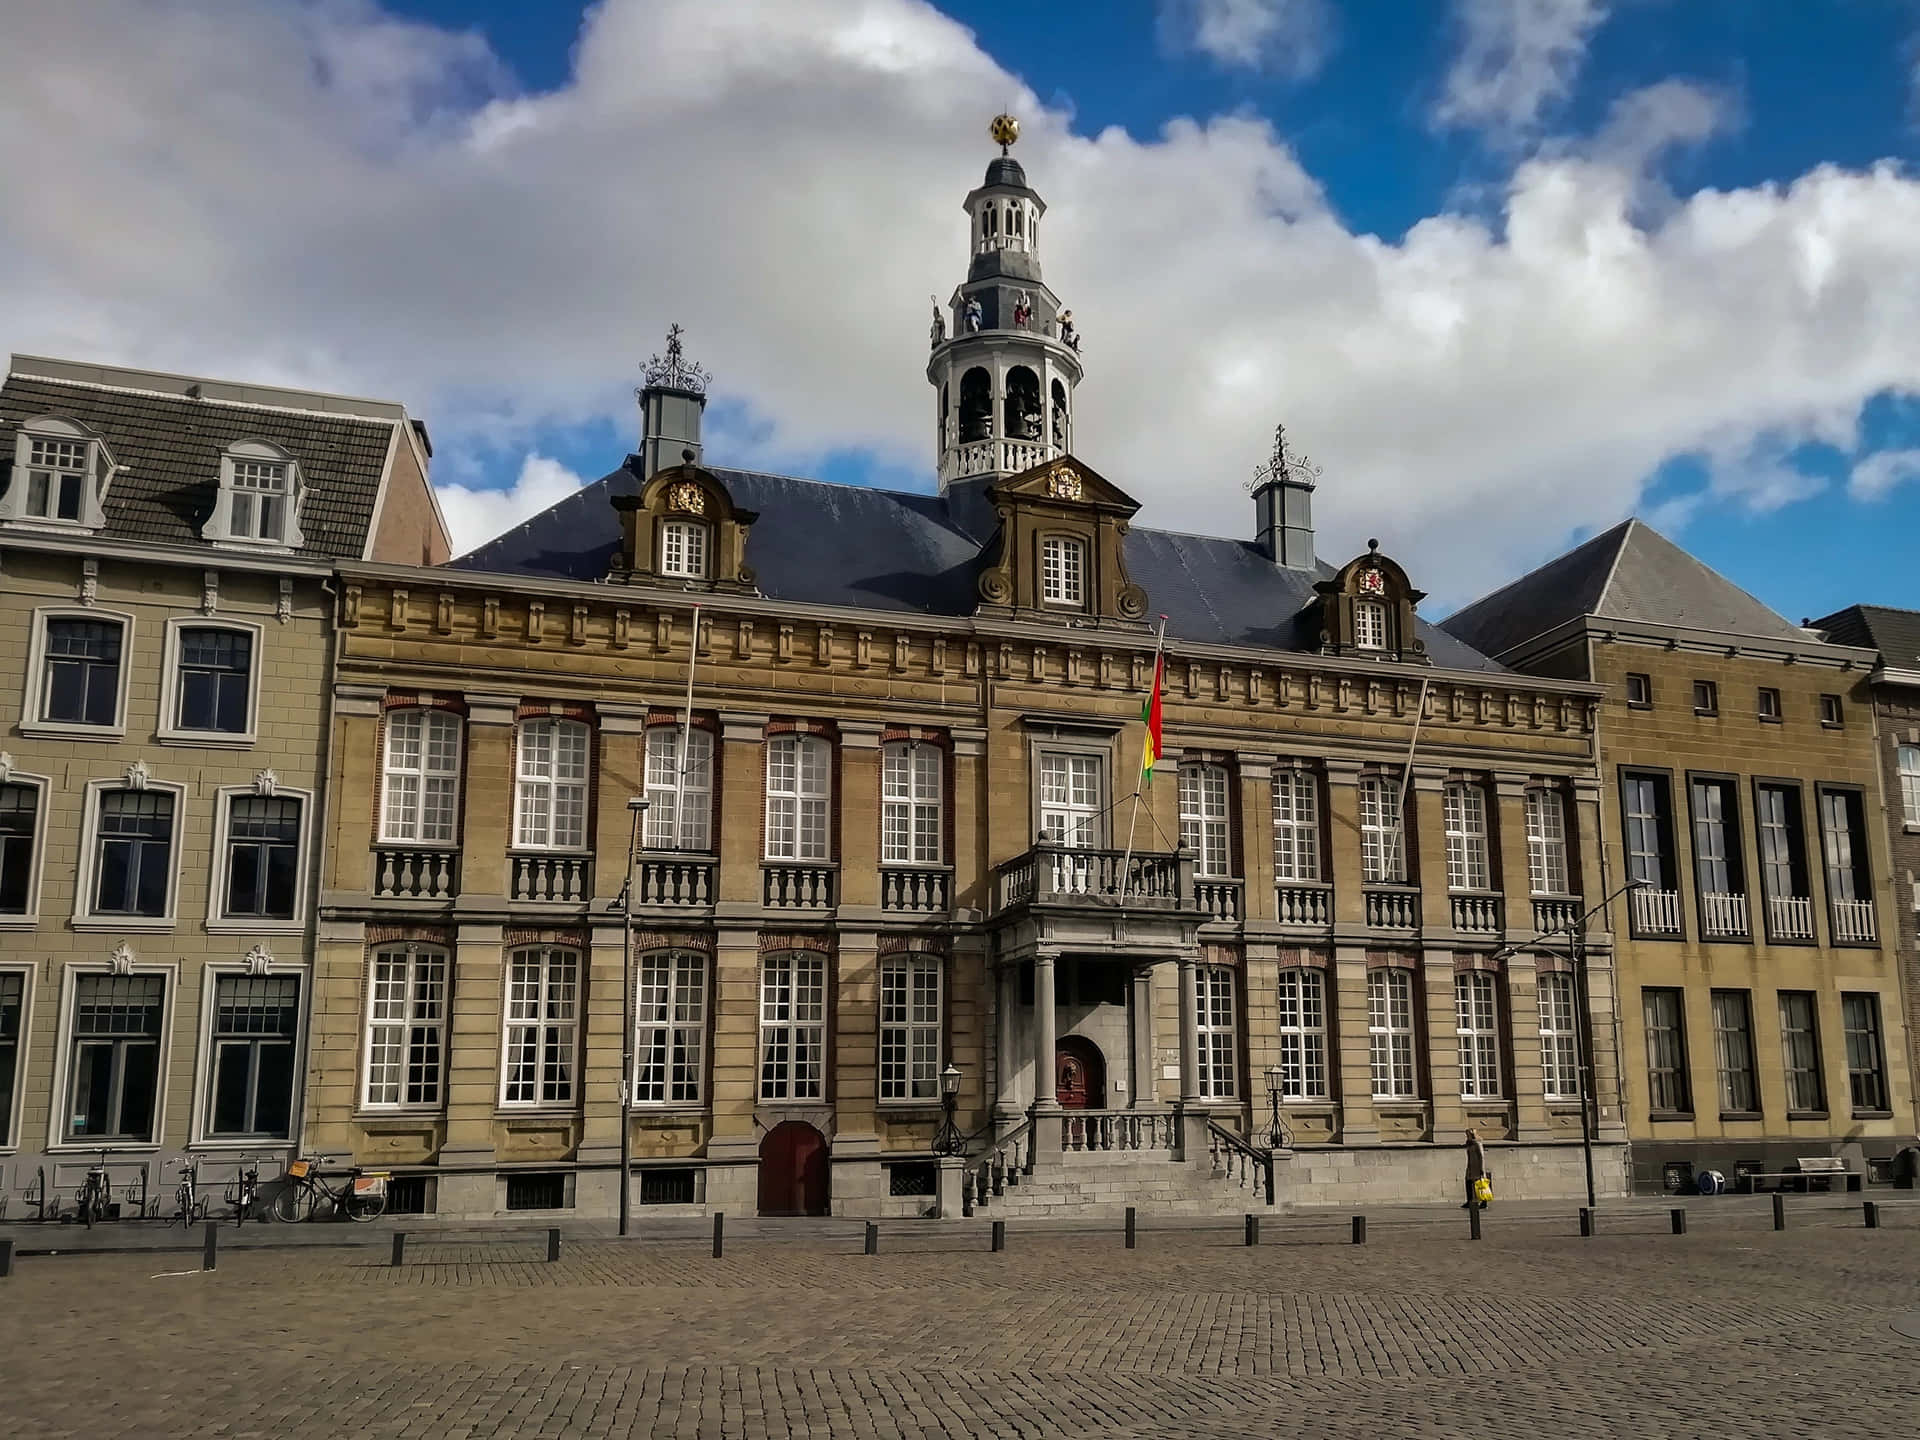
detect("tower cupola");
top-left (636, 324), bottom-right (711, 481)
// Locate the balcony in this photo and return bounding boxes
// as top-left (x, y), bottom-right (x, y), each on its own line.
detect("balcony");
top-left (1274, 881), bottom-right (1333, 929)
top-left (1700, 892), bottom-right (1750, 940)
top-left (372, 847), bottom-right (459, 902)
top-left (635, 852), bottom-right (716, 909)
top-left (1832, 897), bottom-right (1877, 944)
top-left (1530, 895), bottom-right (1582, 934)
top-left (1363, 885), bottom-right (1421, 931)
top-left (763, 863), bottom-right (837, 911)
top-left (1448, 892), bottom-right (1504, 935)
top-left (992, 844), bottom-right (1194, 916)
top-left (1766, 893), bottom-right (1816, 941)
top-left (1630, 886), bottom-right (1684, 938)
top-left (879, 865), bottom-right (951, 916)
top-left (940, 435), bottom-right (1058, 484)
top-left (1195, 877), bottom-right (1245, 924)
top-left (510, 853), bottom-right (592, 904)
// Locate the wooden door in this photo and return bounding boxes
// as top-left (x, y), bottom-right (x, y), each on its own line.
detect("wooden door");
top-left (757, 1120), bottom-right (829, 1217)
top-left (1055, 1036), bottom-right (1105, 1109)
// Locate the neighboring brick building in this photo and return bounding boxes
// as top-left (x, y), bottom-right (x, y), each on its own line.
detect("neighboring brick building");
top-left (304, 136), bottom-right (1633, 1222)
top-left (1808, 605), bottom-right (1920, 1118)
top-left (1445, 524), bottom-right (1917, 1191)
top-left (0, 355), bottom-right (447, 1218)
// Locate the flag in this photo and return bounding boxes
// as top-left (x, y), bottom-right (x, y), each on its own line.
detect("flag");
top-left (1141, 652), bottom-right (1164, 781)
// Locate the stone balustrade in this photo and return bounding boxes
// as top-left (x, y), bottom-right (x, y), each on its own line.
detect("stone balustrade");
top-left (372, 846), bottom-right (459, 901)
top-left (510, 852), bottom-right (591, 904)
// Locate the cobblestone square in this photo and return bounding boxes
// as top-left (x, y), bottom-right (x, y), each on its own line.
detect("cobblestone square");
top-left (1, 1204), bottom-right (1913, 1438)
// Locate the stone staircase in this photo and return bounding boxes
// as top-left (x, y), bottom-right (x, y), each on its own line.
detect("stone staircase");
top-left (964, 1112), bottom-right (1276, 1218)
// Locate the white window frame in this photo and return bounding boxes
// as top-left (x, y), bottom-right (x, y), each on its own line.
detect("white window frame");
top-left (658, 519), bottom-right (710, 579)
top-left (1444, 781), bottom-right (1491, 891)
top-left (1455, 970), bottom-right (1502, 1099)
top-left (3, 417), bottom-right (114, 531)
top-left (1039, 535), bottom-right (1086, 608)
top-left (1525, 787), bottom-right (1570, 896)
top-left (1272, 767), bottom-right (1321, 883)
top-left (1038, 750), bottom-right (1105, 848)
top-left (203, 440), bottom-right (304, 550)
top-left (514, 717), bottom-right (590, 852)
top-left (0, 769), bottom-right (53, 930)
top-left (758, 951), bottom-right (827, 1102)
top-left (499, 945), bottom-right (581, 1109)
top-left (47, 961), bottom-right (179, 1152)
top-left (1178, 763), bottom-right (1232, 878)
top-left (765, 734), bottom-right (831, 862)
top-left (188, 962), bottom-right (309, 1147)
top-left (72, 777), bottom-right (187, 931)
top-left (1275, 967), bottom-right (1328, 1100)
top-left (633, 949), bottom-right (707, 1106)
top-left (1537, 971), bottom-right (1580, 1101)
top-left (1353, 599), bottom-right (1388, 650)
top-left (1367, 967), bottom-right (1417, 1100)
top-left (881, 741), bottom-right (942, 866)
top-left (379, 707), bottom-right (464, 845)
top-left (205, 784), bottom-right (313, 934)
top-left (644, 726), bottom-right (714, 851)
top-left (20, 607), bottom-right (134, 740)
top-left (157, 618), bottom-right (262, 746)
top-left (878, 955), bottom-right (942, 1103)
top-left (362, 944), bottom-right (449, 1111)
top-left (1194, 965), bottom-right (1237, 1100)
top-left (1359, 775), bottom-right (1406, 884)
top-left (1899, 745), bottom-right (1920, 828)
top-left (0, 963), bottom-right (37, 1151)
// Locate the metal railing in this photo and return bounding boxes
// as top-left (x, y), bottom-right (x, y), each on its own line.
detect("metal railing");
top-left (1631, 886), bottom-right (1684, 936)
top-left (1766, 893), bottom-right (1816, 941)
top-left (879, 865), bottom-right (951, 915)
top-left (763, 863), bottom-right (837, 910)
top-left (1364, 885), bottom-right (1421, 930)
top-left (1700, 891), bottom-right (1750, 939)
top-left (1205, 1120), bottom-right (1275, 1206)
top-left (510, 853), bottom-right (591, 903)
top-left (1832, 897), bottom-right (1877, 944)
top-left (372, 847), bottom-right (459, 901)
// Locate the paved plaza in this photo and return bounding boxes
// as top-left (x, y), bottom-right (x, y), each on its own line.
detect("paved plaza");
top-left (2, 1200), bottom-right (1916, 1438)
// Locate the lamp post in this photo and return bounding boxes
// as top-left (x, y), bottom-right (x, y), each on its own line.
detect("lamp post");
top-left (615, 796), bottom-right (650, 1238)
top-left (1494, 875), bottom-right (1646, 1212)
top-left (1263, 1063), bottom-right (1289, 1151)
top-left (932, 1063), bottom-right (965, 1156)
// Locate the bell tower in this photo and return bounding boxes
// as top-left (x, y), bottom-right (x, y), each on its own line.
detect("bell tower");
top-left (927, 114), bottom-right (1084, 495)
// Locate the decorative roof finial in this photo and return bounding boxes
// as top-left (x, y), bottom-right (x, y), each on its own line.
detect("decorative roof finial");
top-left (1248, 423), bottom-right (1322, 494)
top-left (989, 113), bottom-right (1020, 155)
top-left (642, 323), bottom-right (711, 397)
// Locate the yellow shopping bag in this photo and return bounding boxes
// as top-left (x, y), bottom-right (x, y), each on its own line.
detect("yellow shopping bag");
top-left (1473, 1176), bottom-right (1494, 1204)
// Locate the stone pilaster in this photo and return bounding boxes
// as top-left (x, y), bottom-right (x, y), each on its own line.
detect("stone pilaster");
top-left (460, 693), bottom-right (519, 906)
top-left (1411, 767), bottom-right (1449, 927)
top-left (575, 921), bottom-right (628, 1215)
top-left (1238, 754), bottom-right (1276, 925)
top-left (303, 916), bottom-right (370, 1159)
top-left (437, 921), bottom-right (505, 1214)
top-left (708, 924), bottom-right (761, 1145)
top-left (838, 722), bottom-right (882, 912)
top-left (1332, 945), bottom-right (1378, 1144)
top-left (1325, 760), bottom-right (1366, 928)
top-left (1503, 952), bottom-right (1550, 1140)
top-left (834, 928), bottom-right (879, 1143)
top-left (593, 704), bottom-right (648, 906)
top-left (325, 683), bottom-right (383, 896)
top-left (1422, 949), bottom-right (1464, 1143)
top-left (716, 712), bottom-right (768, 912)
top-left (1493, 771), bottom-right (1536, 932)
top-left (951, 729), bottom-right (986, 915)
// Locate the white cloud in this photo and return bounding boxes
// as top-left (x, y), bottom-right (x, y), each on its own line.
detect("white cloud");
top-left (1157, 0), bottom-right (1334, 77)
top-left (1851, 448), bottom-right (1920, 500)
top-left (437, 455), bottom-right (590, 556)
top-left (1434, 0), bottom-right (1610, 138)
top-left (3, 0), bottom-right (1920, 607)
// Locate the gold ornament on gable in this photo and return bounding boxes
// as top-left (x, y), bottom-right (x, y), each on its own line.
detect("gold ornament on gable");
top-left (667, 480), bottom-right (706, 515)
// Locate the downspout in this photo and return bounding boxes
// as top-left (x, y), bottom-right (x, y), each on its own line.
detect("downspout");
top-left (299, 571), bottom-right (343, 1166)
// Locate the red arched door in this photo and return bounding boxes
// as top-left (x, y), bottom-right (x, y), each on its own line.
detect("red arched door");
top-left (1055, 1036), bottom-right (1106, 1109)
top-left (758, 1120), bottom-right (830, 1217)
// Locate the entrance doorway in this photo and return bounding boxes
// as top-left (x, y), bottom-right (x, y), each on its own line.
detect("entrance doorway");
top-left (757, 1120), bottom-right (829, 1217)
top-left (1055, 1036), bottom-right (1106, 1109)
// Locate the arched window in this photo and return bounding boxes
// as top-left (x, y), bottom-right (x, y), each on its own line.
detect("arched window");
top-left (1194, 966), bottom-right (1236, 1099)
top-left (879, 954), bottom-right (941, 1101)
top-left (959, 368), bottom-right (992, 443)
top-left (644, 726), bottom-right (713, 851)
top-left (635, 949), bottom-right (707, 1104)
top-left (1050, 379), bottom-right (1069, 450)
top-left (1455, 971), bottom-right (1501, 1098)
top-left (1003, 365), bottom-right (1042, 440)
top-left (4, 417), bottom-right (114, 530)
top-left (514, 717), bottom-right (589, 850)
top-left (1006, 203), bottom-right (1023, 238)
top-left (881, 741), bottom-right (941, 865)
top-left (659, 519), bottom-right (709, 579)
top-left (765, 734), bottom-right (831, 861)
top-left (364, 943), bottom-right (448, 1108)
top-left (759, 950), bottom-right (827, 1100)
top-left (501, 944), bottom-right (579, 1106)
top-left (1536, 971), bottom-right (1579, 1100)
top-left (1276, 968), bottom-right (1328, 1098)
top-left (381, 708), bottom-right (462, 844)
top-left (1367, 968), bottom-right (1416, 1098)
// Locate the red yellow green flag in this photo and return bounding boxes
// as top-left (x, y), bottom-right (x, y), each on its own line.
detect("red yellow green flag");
top-left (1141, 652), bottom-right (1164, 780)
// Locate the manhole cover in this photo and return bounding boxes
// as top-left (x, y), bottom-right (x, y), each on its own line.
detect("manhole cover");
top-left (1890, 1314), bottom-right (1920, 1341)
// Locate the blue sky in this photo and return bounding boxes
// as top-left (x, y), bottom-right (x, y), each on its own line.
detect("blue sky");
top-left (5, 0), bottom-right (1919, 620)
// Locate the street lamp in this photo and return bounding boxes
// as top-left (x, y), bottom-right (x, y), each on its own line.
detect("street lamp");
top-left (932, 1063), bottom-right (965, 1156)
top-left (1263, 1063), bottom-right (1290, 1151)
top-left (614, 796), bottom-right (650, 1238)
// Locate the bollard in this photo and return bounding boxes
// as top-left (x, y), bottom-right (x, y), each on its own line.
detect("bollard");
top-left (864, 1222), bottom-right (878, 1256)
top-left (1772, 1193), bottom-right (1786, 1232)
top-left (1351, 1215), bottom-right (1366, 1245)
top-left (1865, 1201), bottom-right (1880, 1230)
top-left (1125, 1206), bottom-right (1137, 1250)
top-left (0, 1238), bottom-right (13, 1278)
top-left (1469, 1203), bottom-right (1482, 1241)
top-left (991, 1220), bottom-right (1005, 1253)
top-left (547, 1227), bottom-right (561, 1263)
top-left (1670, 1208), bottom-right (1687, 1235)
top-left (712, 1212), bottom-right (724, 1259)
top-left (1244, 1215), bottom-right (1260, 1247)
top-left (1579, 1207), bottom-right (1593, 1237)
top-left (391, 1232), bottom-right (407, 1268)
top-left (202, 1220), bottom-right (218, 1272)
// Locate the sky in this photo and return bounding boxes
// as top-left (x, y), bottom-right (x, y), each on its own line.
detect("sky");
top-left (4, 0), bottom-right (1920, 622)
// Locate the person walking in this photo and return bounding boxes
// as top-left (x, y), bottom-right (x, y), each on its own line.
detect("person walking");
top-left (1463, 1127), bottom-right (1487, 1209)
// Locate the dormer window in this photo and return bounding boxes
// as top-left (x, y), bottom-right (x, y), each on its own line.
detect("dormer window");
top-left (1354, 600), bottom-right (1388, 651)
top-left (1040, 535), bottom-right (1085, 608)
top-left (205, 441), bottom-right (303, 550)
top-left (4, 418), bottom-right (114, 530)
top-left (660, 518), bottom-right (709, 579)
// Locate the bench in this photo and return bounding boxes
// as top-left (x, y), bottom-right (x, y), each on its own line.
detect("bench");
top-left (1735, 1156), bottom-right (1858, 1194)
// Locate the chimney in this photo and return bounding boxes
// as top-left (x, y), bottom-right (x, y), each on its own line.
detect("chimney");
top-left (636, 324), bottom-right (711, 479)
top-left (1251, 424), bottom-right (1317, 570)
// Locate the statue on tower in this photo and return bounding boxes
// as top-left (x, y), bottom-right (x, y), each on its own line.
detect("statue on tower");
top-left (963, 293), bottom-right (984, 333)
top-left (1057, 309), bottom-right (1080, 353)
top-left (1013, 289), bottom-right (1033, 329)
top-left (929, 295), bottom-right (945, 350)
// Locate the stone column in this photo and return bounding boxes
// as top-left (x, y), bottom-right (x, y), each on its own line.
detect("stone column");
top-left (324, 684), bottom-right (383, 898)
top-left (438, 920), bottom-right (505, 1217)
top-left (838, 722), bottom-right (882, 915)
top-left (995, 963), bottom-right (1020, 1121)
top-left (1423, 950), bottom-right (1464, 1143)
top-left (715, 712), bottom-right (769, 914)
top-left (1332, 946), bottom-right (1379, 1144)
top-left (1177, 952), bottom-right (1202, 1105)
top-left (460, 694), bottom-right (519, 907)
top-left (1031, 949), bottom-right (1060, 1155)
top-left (1238, 754), bottom-right (1277, 925)
top-left (1324, 760), bottom-right (1366, 929)
top-left (1128, 967), bottom-right (1155, 1108)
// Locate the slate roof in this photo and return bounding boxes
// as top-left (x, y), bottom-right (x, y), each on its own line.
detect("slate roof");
top-left (0, 370), bottom-right (397, 560)
top-left (1440, 518), bottom-right (1807, 661)
top-left (451, 460), bottom-right (1502, 672)
top-left (1811, 604), bottom-right (1920, 673)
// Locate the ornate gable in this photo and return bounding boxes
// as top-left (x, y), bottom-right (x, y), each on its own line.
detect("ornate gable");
top-left (610, 461), bottom-right (759, 592)
top-left (975, 456), bottom-right (1148, 623)
top-left (1311, 540), bottom-right (1428, 663)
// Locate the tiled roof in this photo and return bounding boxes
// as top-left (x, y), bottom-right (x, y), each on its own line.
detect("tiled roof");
top-left (451, 460), bottom-right (1503, 672)
top-left (1812, 604), bottom-right (1920, 672)
top-left (1441, 518), bottom-right (1807, 660)
top-left (0, 372), bottom-right (395, 560)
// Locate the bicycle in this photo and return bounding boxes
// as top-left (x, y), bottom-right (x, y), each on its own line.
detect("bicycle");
top-left (229, 1156), bottom-right (261, 1227)
top-left (163, 1157), bottom-right (208, 1228)
top-left (271, 1155), bottom-right (389, 1223)
top-left (74, 1151), bottom-right (112, 1229)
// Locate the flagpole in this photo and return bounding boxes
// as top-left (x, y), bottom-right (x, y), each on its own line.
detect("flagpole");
top-left (1118, 616), bottom-right (1169, 905)
top-left (1392, 676), bottom-right (1432, 882)
top-left (674, 603), bottom-right (702, 850)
